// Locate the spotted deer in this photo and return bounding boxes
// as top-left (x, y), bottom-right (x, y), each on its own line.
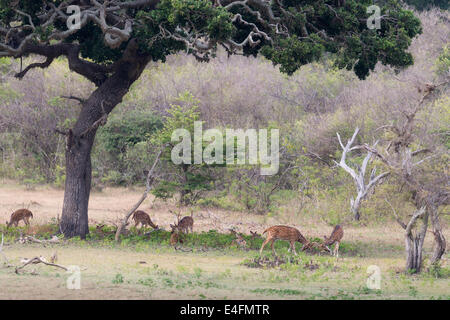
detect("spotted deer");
top-left (229, 229), bottom-right (247, 248)
top-left (6, 209), bottom-right (33, 228)
top-left (321, 225), bottom-right (344, 258)
top-left (260, 225), bottom-right (311, 256)
top-left (132, 210), bottom-right (158, 229)
top-left (169, 209), bottom-right (194, 234)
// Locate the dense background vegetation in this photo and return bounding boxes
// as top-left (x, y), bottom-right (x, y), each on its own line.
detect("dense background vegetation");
top-left (0, 8), bottom-right (448, 224)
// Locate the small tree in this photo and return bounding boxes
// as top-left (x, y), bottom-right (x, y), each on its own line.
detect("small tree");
top-left (151, 93), bottom-right (216, 205)
top-left (335, 127), bottom-right (389, 220)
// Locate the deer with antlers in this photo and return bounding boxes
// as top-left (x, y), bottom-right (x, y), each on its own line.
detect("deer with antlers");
top-left (260, 225), bottom-right (311, 256)
top-left (6, 209), bottom-right (33, 228)
top-left (169, 209), bottom-right (194, 234)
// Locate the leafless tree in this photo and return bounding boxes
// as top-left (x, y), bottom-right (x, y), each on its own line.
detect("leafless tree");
top-left (335, 127), bottom-right (390, 220)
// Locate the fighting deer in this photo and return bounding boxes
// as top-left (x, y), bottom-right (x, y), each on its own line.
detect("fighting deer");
top-left (321, 225), bottom-right (344, 258)
top-left (229, 229), bottom-right (247, 248)
top-left (6, 209), bottom-right (33, 228)
top-left (132, 210), bottom-right (158, 229)
top-left (260, 225), bottom-right (311, 256)
top-left (169, 209), bottom-right (194, 234)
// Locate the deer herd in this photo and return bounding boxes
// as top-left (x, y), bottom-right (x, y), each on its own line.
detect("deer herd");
top-left (4, 208), bottom-right (344, 258)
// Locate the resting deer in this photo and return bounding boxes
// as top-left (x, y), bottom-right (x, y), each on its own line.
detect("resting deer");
top-left (321, 225), bottom-right (344, 258)
top-left (229, 229), bottom-right (247, 248)
top-left (170, 224), bottom-right (181, 246)
top-left (132, 210), bottom-right (158, 229)
top-left (260, 225), bottom-right (311, 256)
top-left (169, 209), bottom-right (194, 234)
top-left (250, 231), bottom-right (260, 240)
top-left (6, 209), bottom-right (33, 228)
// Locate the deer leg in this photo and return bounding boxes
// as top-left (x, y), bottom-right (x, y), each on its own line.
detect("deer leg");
top-left (270, 239), bottom-right (276, 256)
top-left (335, 242), bottom-right (340, 258)
top-left (291, 242), bottom-right (298, 256)
top-left (326, 245), bottom-right (332, 255)
top-left (259, 237), bottom-right (270, 255)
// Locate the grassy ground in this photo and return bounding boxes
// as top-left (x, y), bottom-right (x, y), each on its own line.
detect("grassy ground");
top-left (1, 241), bottom-right (449, 300)
top-left (0, 181), bottom-right (449, 300)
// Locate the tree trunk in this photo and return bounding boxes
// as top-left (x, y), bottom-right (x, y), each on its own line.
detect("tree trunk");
top-left (405, 208), bottom-right (428, 273)
top-left (351, 195), bottom-right (362, 221)
top-left (60, 132), bottom-right (94, 238)
top-left (430, 206), bottom-right (446, 264)
top-left (405, 234), bottom-right (425, 273)
top-left (60, 44), bottom-right (150, 238)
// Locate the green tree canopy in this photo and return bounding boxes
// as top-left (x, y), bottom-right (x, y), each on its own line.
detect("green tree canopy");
top-left (1, 0), bottom-right (421, 80)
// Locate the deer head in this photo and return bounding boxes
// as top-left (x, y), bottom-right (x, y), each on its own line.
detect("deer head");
top-left (250, 231), bottom-right (260, 239)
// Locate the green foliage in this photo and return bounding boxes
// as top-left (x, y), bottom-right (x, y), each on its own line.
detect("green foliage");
top-left (0, 0), bottom-right (422, 79)
top-left (434, 44), bottom-right (450, 76)
top-left (428, 263), bottom-right (450, 279)
top-left (98, 111), bottom-right (162, 155)
top-left (94, 110), bottom-right (163, 185)
top-left (112, 273), bottom-right (124, 284)
top-left (263, 0), bottom-right (422, 79)
top-left (150, 92), bottom-right (215, 204)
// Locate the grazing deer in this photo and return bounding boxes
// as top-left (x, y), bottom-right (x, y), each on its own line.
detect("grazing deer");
top-left (260, 225), bottom-right (310, 256)
top-left (169, 224), bottom-right (182, 246)
top-left (321, 225), bottom-right (344, 258)
top-left (229, 229), bottom-right (247, 248)
top-left (169, 209), bottom-right (194, 234)
top-left (6, 209), bottom-right (33, 228)
top-left (132, 210), bottom-right (158, 229)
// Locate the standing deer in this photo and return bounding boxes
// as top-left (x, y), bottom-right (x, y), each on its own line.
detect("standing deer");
top-left (6, 209), bottom-right (33, 228)
top-left (321, 225), bottom-right (344, 258)
top-left (132, 210), bottom-right (158, 229)
top-left (229, 229), bottom-right (247, 248)
top-left (260, 225), bottom-right (311, 256)
top-left (169, 209), bottom-right (194, 234)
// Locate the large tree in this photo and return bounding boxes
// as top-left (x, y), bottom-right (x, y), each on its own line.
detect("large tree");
top-left (0, 0), bottom-right (421, 238)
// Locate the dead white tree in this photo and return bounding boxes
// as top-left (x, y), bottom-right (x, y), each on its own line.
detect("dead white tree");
top-left (335, 127), bottom-right (390, 220)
